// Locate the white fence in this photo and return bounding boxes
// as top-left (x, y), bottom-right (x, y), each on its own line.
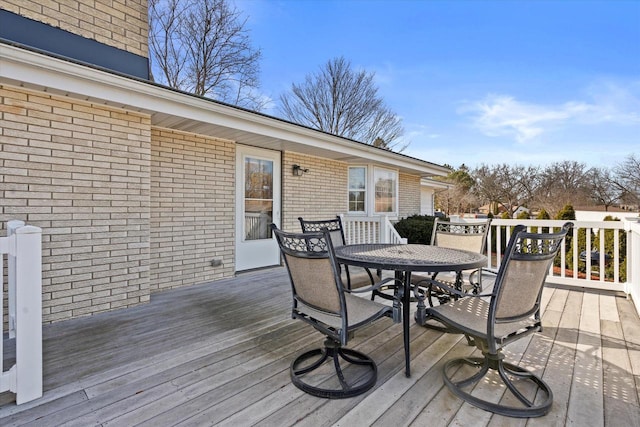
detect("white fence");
top-left (0, 220), bottom-right (43, 404)
top-left (341, 215), bottom-right (407, 245)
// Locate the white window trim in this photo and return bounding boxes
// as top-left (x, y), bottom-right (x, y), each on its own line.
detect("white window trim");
top-left (347, 165), bottom-right (368, 214)
top-left (346, 165), bottom-right (400, 217)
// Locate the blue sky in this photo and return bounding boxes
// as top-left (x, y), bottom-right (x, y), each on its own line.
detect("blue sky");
top-left (237, 0), bottom-right (639, 169)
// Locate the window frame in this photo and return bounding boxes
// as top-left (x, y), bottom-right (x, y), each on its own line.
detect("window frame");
top-left (373, 166), bottom-right (399, 216)
top-left (347, 166), bottom-right (368, 214)
top-left (346, 165), bottom-right (399, 217)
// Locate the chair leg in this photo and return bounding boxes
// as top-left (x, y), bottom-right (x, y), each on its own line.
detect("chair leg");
top-left (442, 351), bottom-right (553, 418)
top-left (468, 268), bottom-right (482, 294)
top-left (290, 338), bottom-right (377, 399)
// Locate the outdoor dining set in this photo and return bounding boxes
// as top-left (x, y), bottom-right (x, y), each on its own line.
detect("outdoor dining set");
top-left (271, 216), bottom-right (572, 419)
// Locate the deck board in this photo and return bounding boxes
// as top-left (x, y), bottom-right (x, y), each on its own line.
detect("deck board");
top-left (527, 289), bottom-right (581, 427)
top-left (1, 267), bottom-right (639, 426)
top-left (567, 292), bottom-right (604, 427)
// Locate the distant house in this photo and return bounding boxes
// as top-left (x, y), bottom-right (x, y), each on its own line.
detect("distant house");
top-left (0, 3), bottom-right (449, 323)
top-left (512, 206), bottom-right (531, 218)
top-left (420, 178), bottom-right (453, 216)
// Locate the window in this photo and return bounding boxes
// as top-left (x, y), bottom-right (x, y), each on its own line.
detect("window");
top-left (348, 167), bottom-right (366, 212)
top-left (244, 157), bottom-right (273, 240)
top-left (374, 167), bottom-right (397, 214)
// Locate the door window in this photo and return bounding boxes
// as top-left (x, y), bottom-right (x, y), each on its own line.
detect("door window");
top-left (244, 157), bottom-right (273, 240)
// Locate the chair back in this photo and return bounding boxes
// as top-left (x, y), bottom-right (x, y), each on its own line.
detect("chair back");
top-left (272, 225), bottom-right (345, 316)
top-left (432, 218), bottom-right (491, 254)
top-left (490, 223), bottom-right (572, 326)
top-left (299, 216), bottom-right (346, 249)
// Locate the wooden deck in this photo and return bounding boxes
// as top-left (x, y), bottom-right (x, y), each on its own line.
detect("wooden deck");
top-left (1, 267), bottom-right (639, 426)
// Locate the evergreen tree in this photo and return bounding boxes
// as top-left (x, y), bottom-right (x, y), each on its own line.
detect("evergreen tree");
top-left (536, 209), bottom-right (551, 219)
top-left (555, 204), bottom-right (576, 220)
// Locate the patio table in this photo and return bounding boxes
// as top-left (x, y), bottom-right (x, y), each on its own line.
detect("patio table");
top-left (335, 243), bottom-right (487, 377)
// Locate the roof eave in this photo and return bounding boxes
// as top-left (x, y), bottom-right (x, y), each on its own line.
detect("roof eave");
top-left (0, 42), bottom-right (449, 177)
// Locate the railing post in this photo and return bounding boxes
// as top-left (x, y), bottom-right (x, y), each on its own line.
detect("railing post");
top-left (624, 218), bottom-right (640, 316)
top-left (1, 223), bottom-right (43, 405)
top-left (15, 225), bottom-right (43, 404)
top-left (7, 220), bottom-right (24, 339)
top-left (380, 215), bottom-right (388, 243)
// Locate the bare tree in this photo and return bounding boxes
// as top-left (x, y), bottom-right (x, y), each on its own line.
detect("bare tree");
top-left (278, 56), bottom-right (406, 151)
top-left (148, 0), bottom-right (264, 110)
top-left (534, 161), bottom-right (590, 216)
top-left (472, 164), bottom-right (539, 217)
top-left (442, 155), bottom-right (636, 216)
top-left (587, 167), bottom-right (620, 211)
top-left (613, 154), bottom-right (640, 208)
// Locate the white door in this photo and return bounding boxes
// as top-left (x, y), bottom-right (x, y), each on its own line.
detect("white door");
top-left (235, 145), bottom-right (281, 271)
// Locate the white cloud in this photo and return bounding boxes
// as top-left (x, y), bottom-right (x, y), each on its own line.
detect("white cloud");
top-left (459, 81), bottom-right (640, 143)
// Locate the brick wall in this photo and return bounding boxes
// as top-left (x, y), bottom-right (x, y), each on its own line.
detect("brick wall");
top-left (0, 83), bottom-right (424, 325)
top-left (281, 152), bottom-right (348, 232)
top-left (150, 128), bottom-right (235, 292)
top-left (399, 172), bottom-right (421, 219)
top-left (1, 0), bottom-right (149, 58)
top-left (0, 84), bottom-right (151, 323)
top-left (281, 153), bottom-right (422, 229)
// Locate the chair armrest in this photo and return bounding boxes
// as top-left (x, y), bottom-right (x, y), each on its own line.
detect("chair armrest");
top-left (346, 277), bottom-right (402, 294)
top-left (412, 277), bottom-right (492, 299)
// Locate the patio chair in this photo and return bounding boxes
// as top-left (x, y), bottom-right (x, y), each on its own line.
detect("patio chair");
top-left (298, 216), bottom-right (376, 290)
top-left (425, 222), bottom-right (572, 417)
top-left (272, 224), bottom-right (396, 398)
top-left (412, 218), bottom-right (491, 309)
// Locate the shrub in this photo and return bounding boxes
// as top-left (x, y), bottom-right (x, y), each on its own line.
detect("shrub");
top-left (536, 209), bottom-right (550, 219)
top-left (394, 215), bottom-right (438, 244)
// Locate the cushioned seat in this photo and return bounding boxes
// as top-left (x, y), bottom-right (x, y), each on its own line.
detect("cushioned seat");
top-left (412, 218), bottom-right (491, 304)
top-left (298, 216), bottom-right (377, 290)
top-left (272, 224), bottom-right (394, 399)
top-left (412, 218), bottom-right (491, 331)
top-left (426, 222), bottom-right (572, 417)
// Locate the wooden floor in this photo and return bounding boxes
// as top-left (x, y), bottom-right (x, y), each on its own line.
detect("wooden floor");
top-left (1, 267), bottom-right (639, 426)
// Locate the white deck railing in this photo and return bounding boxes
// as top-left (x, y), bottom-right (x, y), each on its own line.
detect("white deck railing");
top-left (0, 220), bottom-right (43, 404)
top-left (486, 219), bottom-right (636, 292)
top-left (341, 215), bottom-right (407, 245)
top-left (341, 215), bottom-right (640, 316)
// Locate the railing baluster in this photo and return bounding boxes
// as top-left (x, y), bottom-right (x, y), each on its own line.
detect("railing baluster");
top-left (599, 228), bottom-right (605, 282)
top-left (496, 226), bottom-right (502, 268)
top-left (573, 226), bottom-right (579, 281)
top-left (614, 229), bottom-right (620, 284)
top-left (560, 235), bottom-right (566, 278)
top-left (585, 228), bottom-right (592, 279)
